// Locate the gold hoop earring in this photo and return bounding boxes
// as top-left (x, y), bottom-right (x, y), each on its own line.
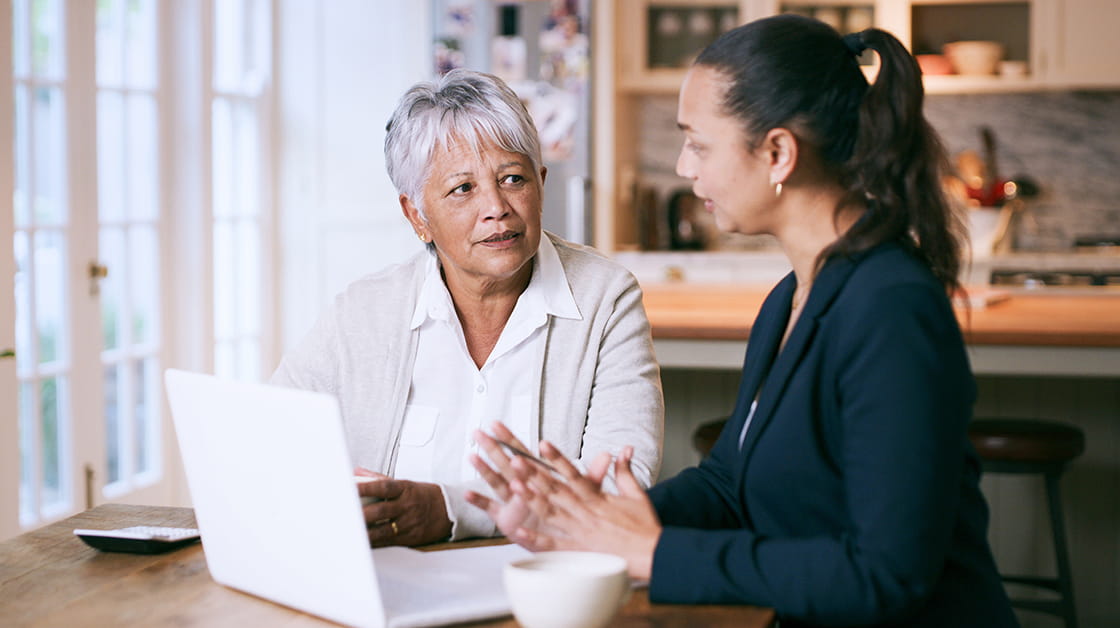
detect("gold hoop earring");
top-left (775, 182), bottom-right (783, 198)
top-left (417, 232), bottom-right (429, 243)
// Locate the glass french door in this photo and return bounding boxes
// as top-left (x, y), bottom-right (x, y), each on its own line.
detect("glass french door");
top-left (3, 0), bottom-right (170, 536)
top-left (95, 0), bottom-right (164, 504)
top-left (211, 0), bottom-right (272, 382)
top-left (0, 0), bottom-right (15, 541)
top-left (3, 0), bottom-right (275, 540)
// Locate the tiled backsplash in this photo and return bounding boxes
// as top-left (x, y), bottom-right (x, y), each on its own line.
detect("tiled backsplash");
top-left (637, 91), bottom-right (1120, 251)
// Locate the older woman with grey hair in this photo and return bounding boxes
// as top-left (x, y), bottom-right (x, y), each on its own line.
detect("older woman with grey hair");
top-left (271, 69), bottom-right (663, 547)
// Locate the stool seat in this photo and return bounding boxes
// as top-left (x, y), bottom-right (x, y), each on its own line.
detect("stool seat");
top-left (969, 417), bottom-right (1084, 627)
top-left (969, 418), bottom-right (1085, 465)
top-left (692, 417), bottom-right (729, 458)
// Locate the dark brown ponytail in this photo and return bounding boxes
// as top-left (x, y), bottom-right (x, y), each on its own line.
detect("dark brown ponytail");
top-left (695, 15), bottom-right (965, 294)
top-left (829, 28), bottom-right (965, 294)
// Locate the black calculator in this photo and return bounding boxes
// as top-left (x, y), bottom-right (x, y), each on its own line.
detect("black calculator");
top-left (74, 525), bottom-right (201, 554)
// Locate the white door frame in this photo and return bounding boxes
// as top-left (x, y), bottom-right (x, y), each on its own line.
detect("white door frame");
top-left (1, 0), bottom-right (19, 541)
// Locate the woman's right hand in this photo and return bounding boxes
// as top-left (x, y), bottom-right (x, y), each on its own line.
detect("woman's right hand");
top-left (466, 422), bottom-right (611, 547)
top-left (469, 422), bottom-right (659, 579)
top-left (465, 423), bottom-right (544, 544)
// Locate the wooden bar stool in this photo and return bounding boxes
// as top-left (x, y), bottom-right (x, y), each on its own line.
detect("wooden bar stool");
top-left (968, 418), bottom-right (1085, 628)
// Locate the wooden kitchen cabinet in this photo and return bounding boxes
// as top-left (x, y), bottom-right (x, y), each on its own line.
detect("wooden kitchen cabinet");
top-left (895, 0), bottom-right (1120, 92)
top-left (1045, 0), bottom-right (1120, 87)
top-left (591, 0), bottom-right (1119, 252)
top-left (614, 0), bottom-right (876, 95)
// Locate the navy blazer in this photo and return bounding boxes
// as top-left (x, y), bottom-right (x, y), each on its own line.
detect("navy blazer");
top-left (648, 242), bottom-right (1018, 627)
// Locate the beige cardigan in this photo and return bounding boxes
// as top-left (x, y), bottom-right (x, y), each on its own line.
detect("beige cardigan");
top-left (271, 233), bottom-right (664, 539)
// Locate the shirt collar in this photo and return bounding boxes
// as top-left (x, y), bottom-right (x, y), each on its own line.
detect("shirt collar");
top-left (533, 234), bottom-right (582, 321)
top-left (409, 233), bottom-right (581, 330)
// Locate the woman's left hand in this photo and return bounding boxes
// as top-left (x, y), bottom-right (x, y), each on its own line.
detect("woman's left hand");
top-left (471, 427), bottom-right (662, 580)
top-left (356, 471), bottom-right (453, 547)
top-left (517, 442), bottom-right (662, 580)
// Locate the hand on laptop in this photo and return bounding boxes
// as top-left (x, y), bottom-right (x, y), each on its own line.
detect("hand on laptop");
top-left (355, 468), bottom-right (453, 547)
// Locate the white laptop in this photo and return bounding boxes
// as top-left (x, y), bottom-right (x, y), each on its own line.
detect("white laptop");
top-left (164, 368), bottom-right (529, 628)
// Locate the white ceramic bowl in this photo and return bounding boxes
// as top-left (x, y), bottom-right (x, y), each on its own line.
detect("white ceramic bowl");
top-left (943, 40), bottom-right (1004, 75)
top-left (504, 551), bottom-right (630, 628)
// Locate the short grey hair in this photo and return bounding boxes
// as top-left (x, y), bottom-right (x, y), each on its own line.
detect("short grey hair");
top-left (384, 69), bottom-right (543, 215)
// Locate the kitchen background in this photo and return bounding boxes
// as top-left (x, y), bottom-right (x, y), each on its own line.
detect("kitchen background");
top-left (635, 90), bottom-right (1120, 253)
top-left (4, 1), bottom-right (1116, 625)
top-left (620, 33), bottom-right (1120, 628)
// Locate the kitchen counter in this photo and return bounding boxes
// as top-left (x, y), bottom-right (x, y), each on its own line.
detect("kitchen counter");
top-left (616, 248), bottom-right (1120, 287)
top-left (640, 283), bottom-right (1120, 377)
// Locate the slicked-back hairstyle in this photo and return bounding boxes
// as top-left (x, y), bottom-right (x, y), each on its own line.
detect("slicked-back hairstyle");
top-left (695, 14), bottom-right (964, 294)
top-left (384, 69), bottom-right (543, 216)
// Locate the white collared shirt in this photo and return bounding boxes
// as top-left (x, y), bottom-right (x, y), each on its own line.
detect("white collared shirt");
top-left (396, 235), bottom-right (581, 484)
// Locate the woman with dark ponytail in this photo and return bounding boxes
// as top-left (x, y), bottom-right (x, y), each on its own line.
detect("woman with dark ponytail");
top-left (468, 14), bottom-right (1017, 627)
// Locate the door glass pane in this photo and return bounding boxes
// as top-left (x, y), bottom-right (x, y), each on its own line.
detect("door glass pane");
top-left (104, 364), bottom-right (121, 483)
top-left (126, 0), bottom-right (157, 89)
top-left (14, 87), bottom-right (30, 226)
top-left (134, 358), bottom-right (157, 474)
top-left (213, 0), bottom-right (245, 92)
top-left (235, 103), bottom-right (259, 217)
top-left (127, 94), bottom-right (158, 220)
top-left (40, 376), bottom-right (65, 510)
top-left (97, 91), bottom-right (125, 223)
top-left (248, 0), bottom-right (270, 81)
top-left (13, 232), bottom-right (33, 366)
top-left (18, 381), bottom-right (35, 522)
top-left (31, 0), bottom-right (64, 79)
top-left (129, 226), bottom-right (158, 346)
top-left (237, 338), bottom-right (260, 382)
top-left (99, 227), bottom-right (126, 351)
top-left (13, 0), bottom-right (30, 76)
top-left (96, 0), bottom-right (124, 87)
top-left (214, 341), bottom-right (235, 379)
top-left (211, 99), bottom-right (234, 218)
top-left (235, 218), bottom-right (260, 336)
top-left (33, 87), bottom-right (66, 225)
top-left (33, 230), bottom-right (67, 365)
top-left (213, 220), bottom-right (235, 338)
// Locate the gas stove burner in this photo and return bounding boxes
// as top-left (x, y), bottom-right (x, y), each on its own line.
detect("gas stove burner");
top-left (991, 269), bottom-right (1120, 287)
top-left (1074, 236), bottom-right (1120, 249)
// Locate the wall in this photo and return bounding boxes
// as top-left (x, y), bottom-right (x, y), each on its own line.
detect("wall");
top-left (925, 91), bottom-right (1120, 250)
top-left (636, 90), bottom-right (1120, 251)
top-left (276, 1), bottom-right (430, 353)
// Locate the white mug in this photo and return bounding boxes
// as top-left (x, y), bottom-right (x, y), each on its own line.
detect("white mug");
top-left (504, 551), bottom-right (630, 628)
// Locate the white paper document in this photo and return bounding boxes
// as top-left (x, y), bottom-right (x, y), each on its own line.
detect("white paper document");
top-left (374, 544), bottom-right (532, 628)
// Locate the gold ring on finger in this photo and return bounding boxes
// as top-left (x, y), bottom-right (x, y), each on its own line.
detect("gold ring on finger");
top-left (390, 520), bottom-right (399, 536)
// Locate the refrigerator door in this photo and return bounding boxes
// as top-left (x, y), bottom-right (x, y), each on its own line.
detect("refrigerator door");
top-left (431, 0), bottom-right (592, 244)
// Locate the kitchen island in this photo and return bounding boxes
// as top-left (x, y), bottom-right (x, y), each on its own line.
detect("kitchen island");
top-left (640, 283), bottom-right (1120, 377)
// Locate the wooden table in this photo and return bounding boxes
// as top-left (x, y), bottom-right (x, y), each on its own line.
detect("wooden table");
top-left (641, 283), bottom-right (1120, 376)
top-left (0, 504), bottom-right (776, 627)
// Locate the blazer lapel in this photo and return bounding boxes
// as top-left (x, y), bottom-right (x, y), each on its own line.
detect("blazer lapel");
top-left (735, 255), bottom-right (861, 479)
top-left (722, 274), bottom-right (795, 446)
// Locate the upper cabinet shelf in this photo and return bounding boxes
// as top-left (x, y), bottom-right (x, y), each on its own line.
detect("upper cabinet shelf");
top-left (616, 0), bottom-right (740, 95)
top-left (616, 0), bottom-right (1120, 97)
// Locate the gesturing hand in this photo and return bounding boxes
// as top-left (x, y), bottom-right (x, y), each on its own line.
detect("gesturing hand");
top-left (467, 422), bottom-right (661, 580)
top-left (513, 441), bottom-right (661, 580)
top-left (355, 468), bottom-right (452, 547)
top-left (464, 423), bottom-right (558, 544)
